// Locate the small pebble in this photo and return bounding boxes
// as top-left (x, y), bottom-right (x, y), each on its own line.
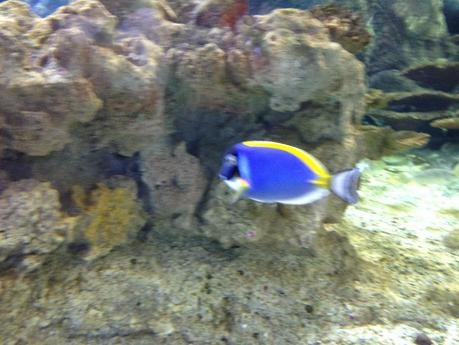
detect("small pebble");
top-left (414, 333), bottom-right (432, 345)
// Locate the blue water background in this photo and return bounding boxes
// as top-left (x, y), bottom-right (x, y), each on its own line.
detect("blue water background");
top-left (0, 0), bottom-right (70, 17)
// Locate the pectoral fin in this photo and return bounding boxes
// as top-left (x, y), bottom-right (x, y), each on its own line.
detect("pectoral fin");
top-left (228, 178), bottom-right (250, 204)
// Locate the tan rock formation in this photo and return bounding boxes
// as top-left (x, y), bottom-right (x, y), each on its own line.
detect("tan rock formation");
top-left (141, 142), bottom-right (207, 229)
top-left (431, 117), bottom-right (459, 130)
top-left (0, 179), bottom-right (74, 271)
top-left (0, 0), bottom-right (166, 157)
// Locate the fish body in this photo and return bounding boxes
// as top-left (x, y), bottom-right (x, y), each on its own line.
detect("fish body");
top-left (219, 141), bottom-right (360, 205)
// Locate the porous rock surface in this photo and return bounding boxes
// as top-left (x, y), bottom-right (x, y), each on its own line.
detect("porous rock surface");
top-left (68, 176), bottom-right (147, 261)
top-left (140, 141), bottom-right (207, 229)
top-left (0, 179), bottom-right (73, 272)
top-left (0, 0), bottom-right (165, 157)
top-left (0, 0), bottom-right (367, 250)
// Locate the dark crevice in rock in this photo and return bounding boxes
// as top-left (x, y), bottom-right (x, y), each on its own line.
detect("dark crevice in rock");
top-left (193, 179), bottom-right (216, 226)
top-left (0, 250), bottom-right (25, 275)
top-left (444, 0), bottom-right (459, 34)
top-left (0, 150), bottom-right (32, 181)
top-left (1, 147), bottom-right (153, 215)
top-left (387, 93), bottom-right (459, 112)
top-left (427, 128), bottom-right (459, 149)
top-left (66, 241), bottom-right (90, 256)
top-left (369, 70), bottom-right (421, 92)
top-left (173, 106), bottom-right (265, 177)
top-left (402, 63), bottom-right (459, 92)
top-left (100, 152), bottom-right (153, 213)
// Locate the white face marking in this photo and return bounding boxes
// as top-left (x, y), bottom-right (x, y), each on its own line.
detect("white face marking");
top-left (224, 178), bottom-right (241, 191)
top-left (224, 177), bottom-right (249, 192)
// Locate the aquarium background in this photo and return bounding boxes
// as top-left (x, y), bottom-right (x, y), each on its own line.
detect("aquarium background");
top-left (0, 0), bottom-right (458, 344)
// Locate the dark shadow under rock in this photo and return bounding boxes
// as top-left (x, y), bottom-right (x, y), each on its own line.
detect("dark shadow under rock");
top-left (386, 91), bottom-right (459, 113)
top-left (367, 109), bottom-right (449, 131)
top-left (369, 70), bottom-right (421, 92)
top-left (444, 0), bottom-right (459, 35)
top-left (402, 62), bottom-right (459, 92)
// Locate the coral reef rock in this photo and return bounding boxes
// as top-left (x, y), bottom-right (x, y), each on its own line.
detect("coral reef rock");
top-left (310, 4), bottom-right (371, 54)
top-left (431, 116), bottom-right (459, 130)
top-left (358, 125), bottom-right (431, 159)
top-left (193, 0), bottom-right (249, 29)
top-left (0, 179), bottom-right (73, 272)
top-left (250, 0), bottom-right (458, 73)
top-left (98, 0), bottom-right (177, 21)
top-left (1, 79), bottom-right (102, 156)
top-left (168, 7), bottom-right (366, 114)
top-left (0, 0), bottom-right (166, 157)
top-left (140, 142), bottom-right (207, 230)
top-left (252, 8), bottom-right (366, 113)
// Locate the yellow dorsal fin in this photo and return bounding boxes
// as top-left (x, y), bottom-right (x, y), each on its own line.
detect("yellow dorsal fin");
top-left (242, 141), bottom-right (331, 188)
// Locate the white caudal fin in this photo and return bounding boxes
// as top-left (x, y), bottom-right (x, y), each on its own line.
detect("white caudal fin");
top-left (330, 168), bottom-right (361, 204)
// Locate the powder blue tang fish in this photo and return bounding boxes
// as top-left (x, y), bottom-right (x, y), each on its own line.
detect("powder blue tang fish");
top-left (218, 141), bottom-right (361, 205)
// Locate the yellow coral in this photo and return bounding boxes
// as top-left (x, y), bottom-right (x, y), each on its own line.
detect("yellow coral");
top-left (71, 182), bottom-right (146, 260)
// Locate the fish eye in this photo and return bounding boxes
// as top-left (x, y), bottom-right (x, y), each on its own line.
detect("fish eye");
top-left (224, 154), bottom-right (237, 165)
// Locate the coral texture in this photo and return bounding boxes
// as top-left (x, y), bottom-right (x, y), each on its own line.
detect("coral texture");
top-left (0, 179), bottom-right (72, 271)
top-left (0, 0), bottom-right (166, 157)
top-left (251, 9), bottom-right (365, 113)
top-left (140, 142), bottom-right (207, 229)
top-left (69, 178), bottom-right (147, 260)
top-left (365, 89), bottom-right (459, 138)
top-left (310, 4), bottom-right (371, 54)
top-left (194, 0), bottom-right (248, 29)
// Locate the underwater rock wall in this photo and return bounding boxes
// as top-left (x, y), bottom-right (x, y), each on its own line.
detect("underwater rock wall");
top-left (0, 0), bottom-right (166, 158)
top-left (0, 1), bottom-right (458, 345)
top-left (0, 0), bottom-right (453, 270)
top-left (251, 0), bottom-right (458, 72)
top-left (247, 0), bottom-right (459, 149)
top-left (0, 0), bottom-right (367, 253)
top-left (0, 0), bottom-right (169, 265)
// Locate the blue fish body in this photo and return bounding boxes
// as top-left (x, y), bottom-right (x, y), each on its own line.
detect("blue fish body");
top-left (234, 143), bottom-right (319, 202)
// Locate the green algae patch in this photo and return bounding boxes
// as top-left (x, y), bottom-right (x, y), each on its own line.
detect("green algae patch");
top-left (69, 181), bottom-right (147, 261)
